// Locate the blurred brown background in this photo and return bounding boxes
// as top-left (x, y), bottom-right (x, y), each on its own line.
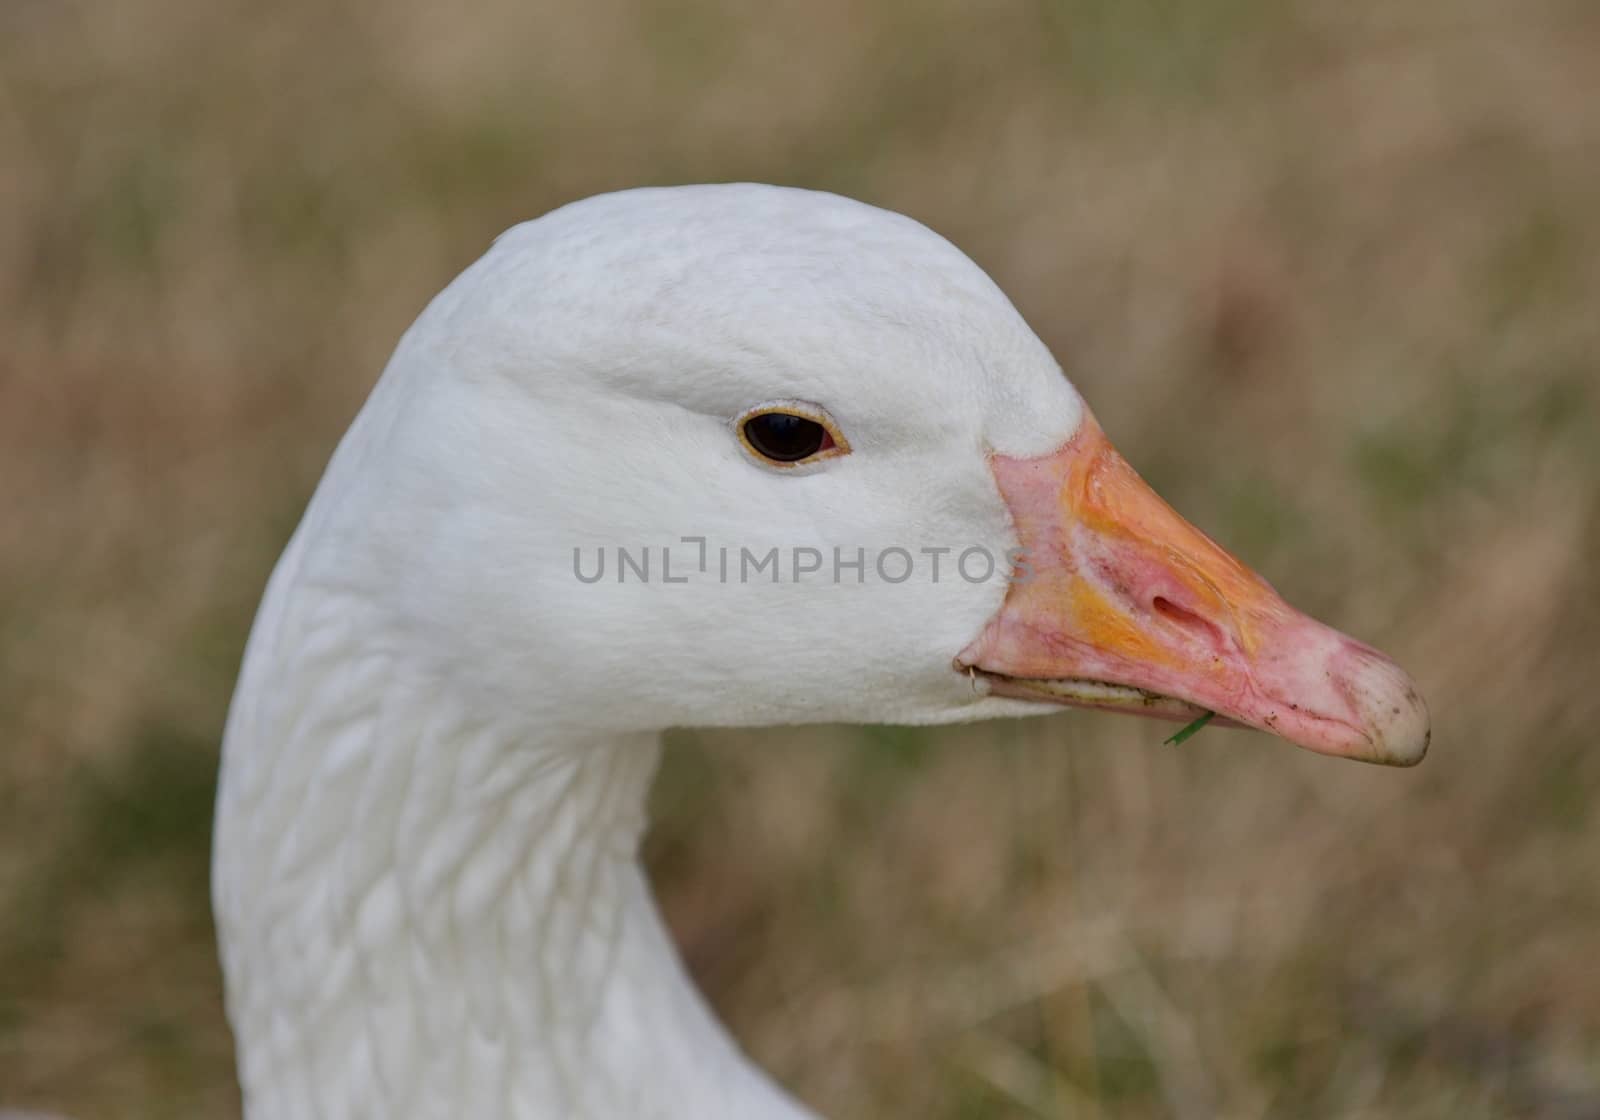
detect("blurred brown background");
top-left (3, 1), bottom-right (1598, 1116)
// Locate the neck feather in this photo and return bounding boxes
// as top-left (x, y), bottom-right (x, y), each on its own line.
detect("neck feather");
top-left (215, 555), bottom-right (813, 1119)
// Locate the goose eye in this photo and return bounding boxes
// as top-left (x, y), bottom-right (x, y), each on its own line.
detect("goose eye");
top-left (736, 405), bottom-right (847, 467)
top-left (744, 413), bottom-right (829, 461)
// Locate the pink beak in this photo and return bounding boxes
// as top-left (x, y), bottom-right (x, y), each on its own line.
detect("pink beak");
top-left (958, 413), bottom-right (1429, 766)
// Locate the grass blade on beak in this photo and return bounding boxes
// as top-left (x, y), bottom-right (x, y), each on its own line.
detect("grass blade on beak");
top-left (1164, 711), bottom-right (1215, 747)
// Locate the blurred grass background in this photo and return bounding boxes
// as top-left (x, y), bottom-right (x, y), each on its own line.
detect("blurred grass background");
top-left (3, 0), bottom-right (1599, 1116)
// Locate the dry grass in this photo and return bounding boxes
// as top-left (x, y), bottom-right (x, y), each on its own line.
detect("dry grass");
top-left (3, 0), bottom-right (1599, 1116)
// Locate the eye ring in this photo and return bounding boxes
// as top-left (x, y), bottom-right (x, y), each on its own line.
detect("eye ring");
top-left (734, 401), bottom-right (851, 469)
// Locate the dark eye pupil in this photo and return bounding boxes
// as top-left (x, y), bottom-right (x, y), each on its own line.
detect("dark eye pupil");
top-left (744, 412), bottom-right (828, 462)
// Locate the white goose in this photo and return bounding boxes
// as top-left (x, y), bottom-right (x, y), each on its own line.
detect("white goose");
top-left (214, 184), bottom-right (1428, 1119)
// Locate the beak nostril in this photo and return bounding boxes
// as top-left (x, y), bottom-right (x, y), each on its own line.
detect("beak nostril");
top-left (1152, 595), bottom-right (1192, 623)
top-left (1152, 596), bottom-right (1219, 641)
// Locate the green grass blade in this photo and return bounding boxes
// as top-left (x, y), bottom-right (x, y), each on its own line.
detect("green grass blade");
top-left (1164, 711), bottom-right (1215, 746)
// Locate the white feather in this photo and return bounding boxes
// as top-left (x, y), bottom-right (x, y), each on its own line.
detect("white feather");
top-left (215, 184), bottom-right (1087, 1118)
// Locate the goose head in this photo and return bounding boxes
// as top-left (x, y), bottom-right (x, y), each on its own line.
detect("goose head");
top-left (340, 183), bottom-right (1427, 763)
